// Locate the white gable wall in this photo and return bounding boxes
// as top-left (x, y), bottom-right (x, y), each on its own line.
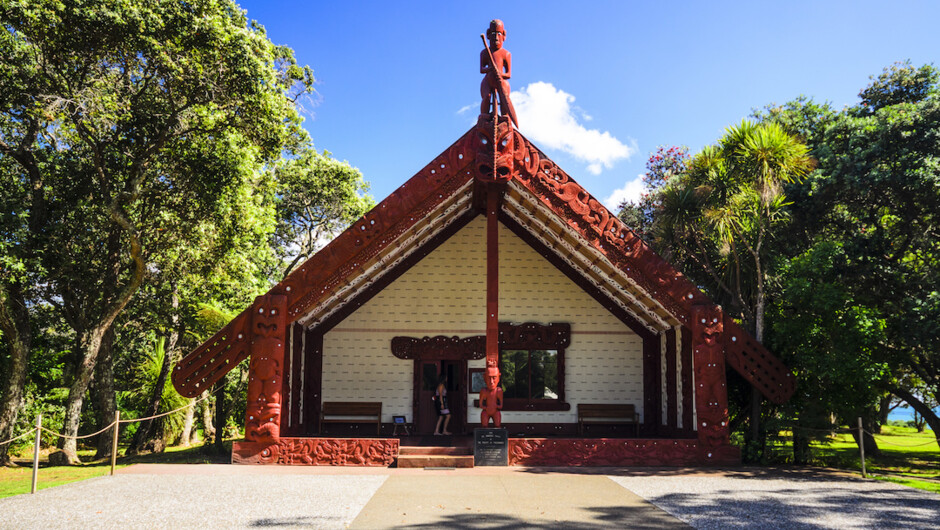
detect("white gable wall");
top-left (322, 216), bottom-right (644, 425)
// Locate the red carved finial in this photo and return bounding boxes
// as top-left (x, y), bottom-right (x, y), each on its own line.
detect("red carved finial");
top-left (480, 19), bottom-right (517, 127)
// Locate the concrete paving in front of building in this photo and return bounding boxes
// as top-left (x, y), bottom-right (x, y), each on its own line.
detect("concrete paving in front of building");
top-left (350, 471), bottom-right (688, 528)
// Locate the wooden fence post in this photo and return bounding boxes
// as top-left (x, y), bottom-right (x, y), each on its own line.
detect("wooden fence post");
top-left (110, 410), bottom-right (120, 476)
top-left (858, 417), bottom-right (867, 478)
top-left (30, 413), bottom-right (41, 494)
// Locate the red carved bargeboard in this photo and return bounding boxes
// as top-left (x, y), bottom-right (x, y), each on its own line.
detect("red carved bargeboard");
top-left (232, 438), bottom-right (399, 466)
top-left (508, 438), bottom-right (702, 466)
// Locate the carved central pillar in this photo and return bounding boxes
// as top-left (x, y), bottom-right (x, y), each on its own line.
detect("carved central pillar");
top-left (486, 187), bottom-right (500, 368)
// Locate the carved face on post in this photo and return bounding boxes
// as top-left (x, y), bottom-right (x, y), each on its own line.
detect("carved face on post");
top-left (487, 19), bottom-right (506, 50)
top-left (485, 365), bottom-right (501, 391)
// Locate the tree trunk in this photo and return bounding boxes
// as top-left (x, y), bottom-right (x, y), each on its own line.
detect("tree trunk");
top-left (92, 327), bottom-right (117, 459)
top-left (201, 393), bottom-right (215, 443)
top-left (0, 283), bottom-right (31, 466)
top-left (179, 399), bottom-right (195, 446)
top-left (850, 416), bottom-right (880, 457)
top-left (876, 394), bottom-right (893, 432)
top-left (213, 379), bottom-right (226, 451)
top-left (57, 326), bottom-right (110, 464)
top-left (128, 336), bottom-right (172, 455)
top-left (792, 427), bottom-right (811, 465)
top-left (890, 385), bottom-right (940, 448)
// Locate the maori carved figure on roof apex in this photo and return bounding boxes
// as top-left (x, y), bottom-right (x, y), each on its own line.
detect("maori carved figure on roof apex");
top-left (245, 293), bottom-right (287, 443)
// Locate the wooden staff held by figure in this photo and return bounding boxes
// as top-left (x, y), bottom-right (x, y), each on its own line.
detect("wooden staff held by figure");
top-left (480, 19), bottom-right (518, 127)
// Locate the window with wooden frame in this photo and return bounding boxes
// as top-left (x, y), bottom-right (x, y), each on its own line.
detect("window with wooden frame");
top-left (498, 322), bottom-right (571, 411)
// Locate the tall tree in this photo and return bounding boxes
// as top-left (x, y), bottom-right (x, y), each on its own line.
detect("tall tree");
top-left (0, 0), bottom-right (312, 463)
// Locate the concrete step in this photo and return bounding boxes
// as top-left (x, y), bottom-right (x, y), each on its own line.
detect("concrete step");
top-left (396, 454), bottom-right (475, 468)
top-left (399, 446), bottom-right (473, 456)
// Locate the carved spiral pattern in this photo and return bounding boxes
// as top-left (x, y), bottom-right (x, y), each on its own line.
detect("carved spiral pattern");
top-left (233, 438), bottom-right (399, 466)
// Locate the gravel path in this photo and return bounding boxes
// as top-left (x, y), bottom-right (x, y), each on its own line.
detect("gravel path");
top-left (610, 469), bottom-right (940, 529)
top-left (0, 472), bottom-right (387, 529)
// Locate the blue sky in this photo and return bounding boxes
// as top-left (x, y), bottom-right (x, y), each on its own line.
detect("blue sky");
top-left (237, 1), bottom-right (939, 209)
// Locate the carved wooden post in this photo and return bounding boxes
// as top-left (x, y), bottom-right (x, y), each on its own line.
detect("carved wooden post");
top-left (690, 304), bottom-right (738, 464)
top-left (245, 292), bottom-right (287, 443)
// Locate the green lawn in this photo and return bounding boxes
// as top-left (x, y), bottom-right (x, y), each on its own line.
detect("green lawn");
top-left (0, 442), bottom-right (231, 499)
top-left (770, 424), bottom-right (939, 494)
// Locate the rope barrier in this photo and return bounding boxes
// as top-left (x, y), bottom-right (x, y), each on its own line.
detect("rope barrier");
top-left (39, 422), bottom-right (116, 441)
top-left (865, 430), bottom-right (940, 448)
top-left (119, 386), bottom-right (218, 424)
top-left (0, 386), bottom-right (221, 445)
top-left (0, 427), bottom-right (37, 446)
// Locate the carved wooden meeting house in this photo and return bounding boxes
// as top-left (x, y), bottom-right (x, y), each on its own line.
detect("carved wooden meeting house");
top-left (172, 20), bottom-right (795, 467)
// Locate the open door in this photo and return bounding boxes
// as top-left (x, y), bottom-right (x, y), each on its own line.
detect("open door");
top-left (414, 360), bottom-right (465, 435)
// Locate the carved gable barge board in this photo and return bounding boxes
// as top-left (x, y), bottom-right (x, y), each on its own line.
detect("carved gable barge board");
top-left (281, 134), bottom-right (478, 320)
top-left (173, 130), bottom-right (478, 397)
top-left (298, 183), bottom-right (475, 329)
top-left (499, 211), bottom-right (657, 341)
top-left (723, 317), bottom-right (796, 404)
top-left (509, 133), bottom-right (711, 323)
top-left (314, 210), bottom-right (479, 335)
top-left (501, 186), bottom-right (673, 331)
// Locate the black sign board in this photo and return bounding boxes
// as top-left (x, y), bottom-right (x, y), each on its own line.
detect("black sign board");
top-left (474, 428), bottom-right (508, 466)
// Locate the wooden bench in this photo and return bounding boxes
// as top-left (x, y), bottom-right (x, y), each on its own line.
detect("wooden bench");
top-left (578, 404), bottom-right (640, 437)
top-left (319, 401), bottom-right (382, 436)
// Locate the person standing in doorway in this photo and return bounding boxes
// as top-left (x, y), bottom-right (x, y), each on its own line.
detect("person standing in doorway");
top-left (434, 374), bottom-right (452, 435)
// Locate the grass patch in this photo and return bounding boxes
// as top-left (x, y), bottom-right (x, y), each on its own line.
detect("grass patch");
top-left (769, 424), bottom-right (939, 494)
top-left (0, 441), bottom-right (232, 499)
top-left (874, 475), bottom-right (940, 494)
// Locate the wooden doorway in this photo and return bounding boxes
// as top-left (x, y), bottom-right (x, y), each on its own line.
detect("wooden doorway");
top-left (414, 360), bottom-right (466, 435)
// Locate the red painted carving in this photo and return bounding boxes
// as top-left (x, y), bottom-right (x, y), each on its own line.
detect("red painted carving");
top-left (480, 361), bottom-right (504, 427)
top-left (172, 310), bottom-right (251, 398)
top-left (690, 305), bottom-right (737, 463)
top-left (508, 438), bottom-right (701, 466)
top-left (279, 129), bottom-right (477, 319)
top-left (232, 438), bottom-right (399, 466)
top-left (723, 317), bottom-right (796, 404)
top-left (498, 322), bottom-right (571, 349)
top-left (244, 293), bottom-right (287, 443)
top-left (476, 115), bottom-right (515, 182)
top-left (390, 335), bottom-right (486, 360)
top-left (479, 19), bottom-right (516, 126)
top-left (511, 136), bottom-right (704, 323)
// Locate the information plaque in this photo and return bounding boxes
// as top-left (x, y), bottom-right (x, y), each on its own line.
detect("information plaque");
top-left (473, 428), bottom-right (508, 466)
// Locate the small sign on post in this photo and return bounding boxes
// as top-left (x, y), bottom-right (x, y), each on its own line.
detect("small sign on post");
top-left (474, 427), bottom-right (508, 466)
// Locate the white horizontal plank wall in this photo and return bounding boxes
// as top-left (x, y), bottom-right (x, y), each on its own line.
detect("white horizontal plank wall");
top-left (322, 216), bottom-right (643, 425)
top-left (323, 217), bottom-right (487, 423)
top-left (496, 222), bottom-right (643, 425)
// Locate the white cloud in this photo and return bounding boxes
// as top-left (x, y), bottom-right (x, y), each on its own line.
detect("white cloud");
top-left (604, 174), bottom-right (646, 210)
top-left (456, 103), bottom-right (475, 115)
top-left (512, 82), bottom-right (634, 175)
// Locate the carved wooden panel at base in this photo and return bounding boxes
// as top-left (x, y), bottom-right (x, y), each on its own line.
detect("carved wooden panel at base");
top-left (507, 438), bottom-right (724, 466)
top-left (232, 438), bottom-right (399, 466)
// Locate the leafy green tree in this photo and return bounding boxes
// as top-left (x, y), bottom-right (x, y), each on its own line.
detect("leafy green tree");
top-left (617, 145), bottom-right (689, 244)
top-left (761, 61), bottom-right (940, 449)
top-left (656, 121), bottom-right (814, 342)
top-left (0, 0), bottom-right (312, 463)
top-left (273, 149), bottom-right (373, 278)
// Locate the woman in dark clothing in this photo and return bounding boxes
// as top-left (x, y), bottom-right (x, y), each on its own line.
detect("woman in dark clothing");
top-left (433, 374), bottom-right (452, 435)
